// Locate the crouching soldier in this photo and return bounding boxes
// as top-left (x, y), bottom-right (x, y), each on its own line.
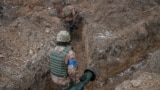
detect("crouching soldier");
top-left (50, 30), bottom-right (79, 90)
top-left (61, 3), bottom-right (82, 32)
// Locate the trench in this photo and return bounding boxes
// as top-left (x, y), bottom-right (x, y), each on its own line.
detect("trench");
top-left (0, 0), bottom-right (160, 90)
top-left (94, 60), bottom-right (147, 90)
top-left (45, 17), bottom-right (158, 90)
top-left (44, 15), bottom-right (88, 90)
top-left (43, 2), bottom-right (88, 90)
top-left (70, 22), bottom-right (87, 74)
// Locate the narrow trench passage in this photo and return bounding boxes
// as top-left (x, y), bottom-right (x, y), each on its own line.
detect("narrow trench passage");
top-left (45, 1), bottom-right (160, 90)
top-left (45, 2), bottom-right (87, 89)
top-left (70, 22), bottom-right (87, 75)
top-left (52, 2), bottom-right (87, 72)
top-left (103, 60), bottom-right (146, 90)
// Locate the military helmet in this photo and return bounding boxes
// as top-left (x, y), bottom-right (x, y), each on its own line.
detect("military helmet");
top-left (56, 30), bottom-right (70, 42)
top-left (62, 6), bottom-right (72, 17)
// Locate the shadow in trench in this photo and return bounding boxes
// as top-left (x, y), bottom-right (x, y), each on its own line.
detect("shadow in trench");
top-left (70, 19), bottom-right (88, 75)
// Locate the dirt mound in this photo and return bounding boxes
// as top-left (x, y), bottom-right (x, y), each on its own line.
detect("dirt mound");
top-left (116, 72), bottom-right (160, 90)
top-left (116, 49), bottom-right (160, 90)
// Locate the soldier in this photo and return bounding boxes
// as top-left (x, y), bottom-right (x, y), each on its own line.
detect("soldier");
top-left (61, 2), bottom-right (82, 32)
top-left (50, 30), bottom-right (79, 90)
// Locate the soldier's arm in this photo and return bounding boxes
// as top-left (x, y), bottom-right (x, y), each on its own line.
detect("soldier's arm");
top-left (65, 50), bottom-right (79, 83)
top-left (70, 5), bottom-right (76, 16)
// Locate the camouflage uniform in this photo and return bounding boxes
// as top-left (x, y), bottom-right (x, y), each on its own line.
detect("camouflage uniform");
top-left (62, 5), bottom-right (76, 22)
top-left (50, 45), bottom-right (79, 90)
top-left (62, 4), bottom-right (82, 31)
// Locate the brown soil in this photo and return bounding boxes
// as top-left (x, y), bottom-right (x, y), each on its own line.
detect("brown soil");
top-left (0, 0), bottom-right (160, 90)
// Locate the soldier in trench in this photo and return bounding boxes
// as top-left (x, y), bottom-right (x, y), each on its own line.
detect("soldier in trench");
top-left (49, 30), bottom-right (79, 90)
top-left (61, 2), bottom-right (82, 32)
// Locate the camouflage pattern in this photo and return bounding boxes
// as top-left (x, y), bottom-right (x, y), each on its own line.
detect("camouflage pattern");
top-left (62, 6), bottom-right (72, 17)
top-left (50, 46), bottom-right (79, 89)
top-left (62, 4), bottom-right (83, 31)
top-left (57, 30), bottom-right (71, 42)
top-left (62, 5), bottom-right (77, 22)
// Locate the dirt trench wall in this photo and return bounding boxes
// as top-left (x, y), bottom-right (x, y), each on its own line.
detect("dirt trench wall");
top-left (82, 0), bottom-right (160, 88)
top-left (0, 1), bottom-right (62, 89)
top-left (115, 48), bottom-right (160, 90)
top-left (0, 16), bottom-right (58, 90)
